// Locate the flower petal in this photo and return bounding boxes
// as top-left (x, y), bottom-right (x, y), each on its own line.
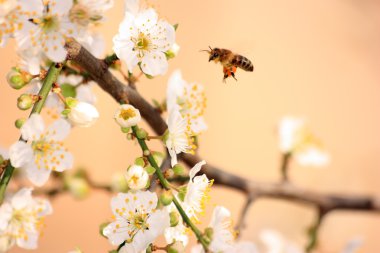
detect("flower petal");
top-left (11, 188), bottom-right (33, 210)
top-left (46, 118), bottom-right (71, 141)
top-left (9, 141), bottom-right (33, 168)
top-left (21, 114), bottom-right (45, 141)
top-left (140, 51), bottom-right (168, 76)
top-left (25, 163), bottom-right (52, 187)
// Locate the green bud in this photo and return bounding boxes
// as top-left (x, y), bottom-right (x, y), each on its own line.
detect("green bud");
top-left (145, 165), bottom-right (156, 175)
top-left (15, 118), bottom-right (26, 129)
top-left (167, 241), bottom-right (185, 253)
top-left (121, 127), bottom-right (131, 133)
top-left (172, 164), bottom-right (185, 176)
top-left (143, 150), bottom-right (150, 156)
top-left (17, 94), bottom-right (34, 110)
top-left (7, 69), bottom-right (32, 89)
top-left (160, 190), bottom-right (173, 206)
top-left (134, 157), bottom-right (145, 167)
top-left (60, 83), bottom-right (77, 98)
top-left (177, 185), bottom-right (187, 202)
top-left (111, 172), bottom-right (129, 192)
top-left (135, 128), bottom-right (148, 139)
top-left (169, 211), bottom-right (179, 227)
top-left (66, 177), bottom-right (90, 199)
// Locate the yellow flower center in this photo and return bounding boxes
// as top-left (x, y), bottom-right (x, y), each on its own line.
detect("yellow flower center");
top-left (119, 108), bottom-right (136, 121)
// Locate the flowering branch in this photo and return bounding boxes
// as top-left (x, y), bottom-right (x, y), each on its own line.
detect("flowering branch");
top-left (0, 63), bottom-right (63, 203)
top-left (131, 125), bottom-right (209, 250)
top-left (65, 40), bottom-right (380, 251)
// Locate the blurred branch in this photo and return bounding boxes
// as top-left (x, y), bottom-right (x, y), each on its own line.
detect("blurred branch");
top-left (65, 40), bottom-right (380, 246)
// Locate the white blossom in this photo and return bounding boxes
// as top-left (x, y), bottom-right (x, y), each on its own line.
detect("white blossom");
top-left (113, 5), bottom-right (175, 76)
top-left (114, 104), bottom-right (141, 128)
top-left (67, 99), bottom-right (99, 127)
top-left (183, 160), bottom-right (212, 221)
top-left (260, 229), bottom-right (303, 253)
top-left (0, 0), bottom-right (20, 47)
top-left (69, 0), bottom-right (113, 29)
top-left (0, 188), bottom-right (52, 251)
top-left (165, 161), bottom-right (212, 246)
top-left (278, 116), bottom-right (329, 167)
top-left (167, 70), bottom-right (207, 135)
top-left (165, 106), bottom-right (194, 167)
top-left (15, 0), bottom-right (78, 63)
top-left (103, 191), bottom-right (169, 253)
top-left (124, 165), bottom-right (149, 190)
top-left (9, 114), bottom-right (73, 186)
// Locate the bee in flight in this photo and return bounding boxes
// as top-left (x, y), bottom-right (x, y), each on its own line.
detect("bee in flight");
top-left (202, 46), bottom-right (254, 82)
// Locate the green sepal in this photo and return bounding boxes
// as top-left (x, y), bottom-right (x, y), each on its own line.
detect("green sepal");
top-left (65, 97), bottom-right (78, 108)
top-left (145, 165), bottom-right (156, 175)
top-left (177, 185), bottom-right (187, 202)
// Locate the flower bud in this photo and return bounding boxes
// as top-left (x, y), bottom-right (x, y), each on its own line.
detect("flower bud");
top-left (167, 241), bottom-right (185, 253)
top-left (165, 43), bottom-right (180, 59)
top-left (114, 104), bottom-right (141, 128)
top-left (159, 190), bottom-right (173, 206)
top-left (134, 157), bottom-right (146, 167)
top-left (6, 69), bottom-right (32, 89)
top-left (17, 94), bottom-right (34, 110)
top-left (169, 211), bottom-right (179, 227)
top-left (125, 165), bottom-right (149, 190)
top-left (66, 177), bottom-right (90, 199)
top-left (66, 98), bottom-right (99, 127)
top-left (164, 168), bottom-right (174, 178)
top-left (111, 172), bottom-right (128, 192)
top-left (135, 128), bottom-right (148, 139)
top-left (14, 118), bottom-right (26, 129)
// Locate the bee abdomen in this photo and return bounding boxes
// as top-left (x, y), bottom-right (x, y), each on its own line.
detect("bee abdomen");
top-left (232, 55), bottom-right (254, 72)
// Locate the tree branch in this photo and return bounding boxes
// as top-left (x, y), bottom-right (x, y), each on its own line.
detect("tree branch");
top-left (65, 39), bottom-right (380, 224)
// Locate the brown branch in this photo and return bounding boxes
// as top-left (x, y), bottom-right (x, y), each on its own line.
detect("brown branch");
top-left (65, 40), bottom-right (380, 233)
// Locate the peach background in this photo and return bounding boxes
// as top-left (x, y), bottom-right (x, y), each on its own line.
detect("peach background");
top-left (1, 0), bottom-right (380, 252)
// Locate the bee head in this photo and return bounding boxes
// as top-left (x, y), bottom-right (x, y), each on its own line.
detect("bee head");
top-left (208, 47), bottom-right (221, 62)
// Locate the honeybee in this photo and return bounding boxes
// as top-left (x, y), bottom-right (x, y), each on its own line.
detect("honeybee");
top-left (202, 46), bottom-right (254, 82)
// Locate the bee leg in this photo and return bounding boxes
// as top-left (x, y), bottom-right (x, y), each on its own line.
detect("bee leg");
top-left (231, 72), bottom-right (237, 81)
top-left (223, 74), bottom-right (228, 83)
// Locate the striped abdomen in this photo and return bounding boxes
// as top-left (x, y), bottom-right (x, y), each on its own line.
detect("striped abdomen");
top-left (231, 55), bottom-right (254, 72)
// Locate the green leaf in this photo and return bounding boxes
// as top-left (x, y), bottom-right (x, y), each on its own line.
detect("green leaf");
top-left (65, 97), bottom-right (78, 108)
top-left (61, 109), bottom-right (71, 117)
top-left (60, 83), bottom-right (77, 98)
top-left (177, 185), bottom-right (187, 202)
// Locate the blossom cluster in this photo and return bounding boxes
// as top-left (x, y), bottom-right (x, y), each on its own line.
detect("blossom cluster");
top-left (0, 0), bottom-right (336, 252)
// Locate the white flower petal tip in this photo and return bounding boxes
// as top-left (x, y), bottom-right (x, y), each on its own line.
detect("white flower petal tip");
top-left (114, 104), bottom-right (141, 128)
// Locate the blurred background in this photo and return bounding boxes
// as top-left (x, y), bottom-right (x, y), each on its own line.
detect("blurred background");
top-left (1, 0), bottom-right (380, 252)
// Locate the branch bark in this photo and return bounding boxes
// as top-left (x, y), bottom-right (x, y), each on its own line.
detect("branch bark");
top-left (65, 40), bottom-right (380, 215)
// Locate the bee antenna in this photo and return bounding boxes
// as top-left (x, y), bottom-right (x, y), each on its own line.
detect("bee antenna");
top-left (199, 49), bottom-right (211, 54)
top-left (209, 46), bottom-right (213, 50)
